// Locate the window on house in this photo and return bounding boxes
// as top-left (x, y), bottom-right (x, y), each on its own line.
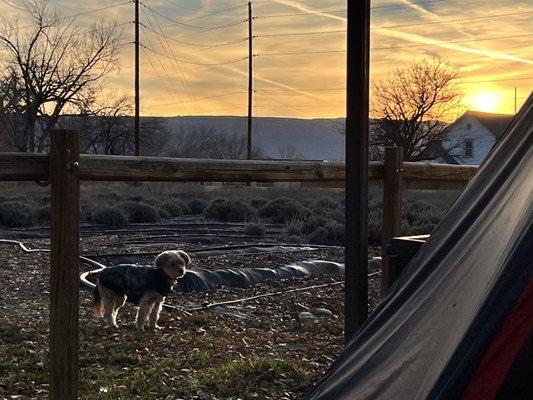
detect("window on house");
top-left (466, 123), bottom-right (472, 131)
top-left (465, 140), bottom-right (473, 157)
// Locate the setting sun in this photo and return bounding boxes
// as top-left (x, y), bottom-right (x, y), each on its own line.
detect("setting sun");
top-left (465, 91), bottom-right (504, 113)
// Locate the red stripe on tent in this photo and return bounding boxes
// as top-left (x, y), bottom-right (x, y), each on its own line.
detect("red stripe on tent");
top-left (462, 278), bottom-right (533, 400)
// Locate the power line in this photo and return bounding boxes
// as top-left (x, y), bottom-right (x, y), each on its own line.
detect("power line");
top-left (371, 32), bottom-right (533, 50)
top-left (140, 23), bottom-right (247, 47)
top-left (254, 33), bottom-right (533, 56)
top-left (0, 1), bottom-right (132, 35)
top-left (147, 91), bottom-right (245, 109)
top-left (372, 10), bottom-right (533, 30)
top-left (371, 0), bottom-right (449, 9)
top-left (140, 1), bottom-right (247, 30)
top-left (255, 29), bottom-right (345, 38)
top-left (459, 76), bottom-right (533, 84)
top-left (251, 0), bottom-right (448, 8)
top-left (140, 43), bottom-right (248, 66)
top-left (256, 88), bottom-right (344, 92)
top-left (140, 7), bottom-right (191, 112)
top-left (161, 0), bottom-right (246, 14)
top-left (185, 4), bottom-right (246, 22)
top-left (255, 9), bottom-right (346, 19)
top-left (255, 10), bottom-right (533, 38)
top-left (256, 49), bottom-right (345, 57)
top-left (256, 32), bottom-right (533, 56)
top-left (142, 2), bottom-right (202, 112)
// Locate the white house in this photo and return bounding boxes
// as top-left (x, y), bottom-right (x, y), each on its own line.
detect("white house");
top-left (440, 111), bottom-right (514, 165)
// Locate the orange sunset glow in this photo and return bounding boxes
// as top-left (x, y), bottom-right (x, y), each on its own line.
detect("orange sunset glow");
top-left (1, 0), bottom-right (531, 118)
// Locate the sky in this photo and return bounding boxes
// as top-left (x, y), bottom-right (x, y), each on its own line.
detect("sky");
top-left (0, 0), bottom-right (532, 118)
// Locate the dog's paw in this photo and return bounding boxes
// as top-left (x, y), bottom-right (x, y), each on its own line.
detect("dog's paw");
top-left (147, 325), bottom-right (163, 331)
top-left (136, 325), bottom-right (145, 332)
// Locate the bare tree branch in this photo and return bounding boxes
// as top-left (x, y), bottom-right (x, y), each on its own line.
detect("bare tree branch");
top-left (0, 0), bottom-right (123, 152)
top-left (370, 58), bottom-right (464, 161)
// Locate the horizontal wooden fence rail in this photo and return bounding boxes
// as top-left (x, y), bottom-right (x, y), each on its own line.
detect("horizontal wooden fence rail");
top-left (0, 152), bottom-right (477, 184)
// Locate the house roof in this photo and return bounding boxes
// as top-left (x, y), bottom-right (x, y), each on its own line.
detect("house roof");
top-left (464, 110), bottom-right (514, 138)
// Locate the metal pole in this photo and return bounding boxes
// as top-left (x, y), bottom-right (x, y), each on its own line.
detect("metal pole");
top-left (345, 0), bottom-right (371, 342)
top-left (134, 0), bottom-right (140, 156)
top-left (247, 1), bottom-right (253, 160)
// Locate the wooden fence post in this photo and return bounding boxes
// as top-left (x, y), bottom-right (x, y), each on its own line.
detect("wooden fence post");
top-left (381, 147), bottom-right (403, 294)
top-left (50, 130), bottom-right (80, 400)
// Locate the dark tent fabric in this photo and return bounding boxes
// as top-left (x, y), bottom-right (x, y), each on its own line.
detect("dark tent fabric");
top-left (305, 95), bottom-right (533, 400)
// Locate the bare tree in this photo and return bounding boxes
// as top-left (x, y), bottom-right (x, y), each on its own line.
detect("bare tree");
top-left (163, 125), bottom-right (265, 159)
top-left (61, 94), bottom-right (167, 155)
top-left (371, 59), bottom-right (463, 161)
top-left (0, 71), bottom-right (24, 150)
top-left (277, 145), bottom-right (301, 160)
top-left (0, 0), bottom-right (123, 152)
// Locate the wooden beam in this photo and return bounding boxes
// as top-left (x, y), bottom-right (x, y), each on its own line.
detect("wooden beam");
top-left (402, 162), bottom-right (477, 182)
top-left (404, 179), bottom-right (468, 191)
top-left (381, 147), bottom-right (403, 294)
top-left (0, 153), bottom-right (345, 182)
top-left (0, 153), bottom-right (478, 184)
top-left (50, 130), bottom-right (80, 400)
top-left (0, 152), bottom-right (48, 181)
top-left (345, 0), bottom-right (371, 342)
top-left (80, 156), bottom-right (345, 182)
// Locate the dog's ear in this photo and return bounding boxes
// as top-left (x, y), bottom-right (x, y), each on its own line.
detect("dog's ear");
top-left (179, 250), bottom-right (191, 265)
top-left (155, 252), bottom-right (171, 269)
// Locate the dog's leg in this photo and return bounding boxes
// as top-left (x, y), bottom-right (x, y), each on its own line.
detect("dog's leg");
top-left (112, 294), bottom-right (127, 327)
top-left (100, 286), bottom-right (119, 329)
top-left (136, 291), bottom-right (160, 331)
top-left (148, 298), bottom-right (164, 330)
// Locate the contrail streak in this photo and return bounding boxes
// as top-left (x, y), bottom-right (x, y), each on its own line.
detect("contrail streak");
top-left (398, 0), bottom-right (476, 40)
top-left (376, 29), bottom-right (533, 66)
top-left (269, 0), bottom-right (533, 65)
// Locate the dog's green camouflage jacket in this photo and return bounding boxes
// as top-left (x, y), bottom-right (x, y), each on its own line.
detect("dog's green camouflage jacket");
top-left (99, 264), bottom-right (174, 297)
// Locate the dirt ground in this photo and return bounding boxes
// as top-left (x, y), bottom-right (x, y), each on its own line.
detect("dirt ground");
top-left (0, 231), bottom-right (381, 399)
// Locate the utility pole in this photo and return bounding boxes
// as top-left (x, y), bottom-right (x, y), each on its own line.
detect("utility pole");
top-left (134, 0), bottom-right (140, 156)
top-left (246, 1), bottom-right (253, 160)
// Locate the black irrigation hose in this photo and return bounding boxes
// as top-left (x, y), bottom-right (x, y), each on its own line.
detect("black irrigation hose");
top-left (0, 239), bottom-right (378, 316)
top-left (190, 270), bottom-right (381, 312)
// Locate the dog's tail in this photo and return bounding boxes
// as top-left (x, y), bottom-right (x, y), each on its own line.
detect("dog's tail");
top-left (93, 283), bottom-right (104, 317)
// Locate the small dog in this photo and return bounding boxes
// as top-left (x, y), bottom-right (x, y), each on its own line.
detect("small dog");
top-left (93, 250), bottom-right (190, 331)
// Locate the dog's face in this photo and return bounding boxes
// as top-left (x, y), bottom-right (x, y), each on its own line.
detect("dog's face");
top-left (155, 250), bottom-right (190, 279)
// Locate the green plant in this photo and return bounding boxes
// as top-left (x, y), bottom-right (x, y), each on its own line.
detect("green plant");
top-left (244, 222), bottom-right (265, 237)
top-left (120, 201), bottom-right (160, 223)
top-left (0, 201), bottom-right (35, 227)
top-left (187, 198), bottom-right (208, 214)
top-left (205, 200), bottom-right (257, 222)
top-left (301, 215), bottom-right (327, 234)
top-left (250, 198), bottom-right (268, 209)
top-left (34, 206), bottom-right (51, 224)
top-left (91, 207), bottom-right (129, 228)
top-left (285, 219), bottom-right (304, 236)
top-left (259, 198), bottom-right (310, 223)
top-left (309, 222), bottom-right (344, 245)
top-left (161, 200), bottom-right (185, 217)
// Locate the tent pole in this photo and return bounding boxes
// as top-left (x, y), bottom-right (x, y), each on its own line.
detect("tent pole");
top-left (345, 0), bottom-right (371, 342)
